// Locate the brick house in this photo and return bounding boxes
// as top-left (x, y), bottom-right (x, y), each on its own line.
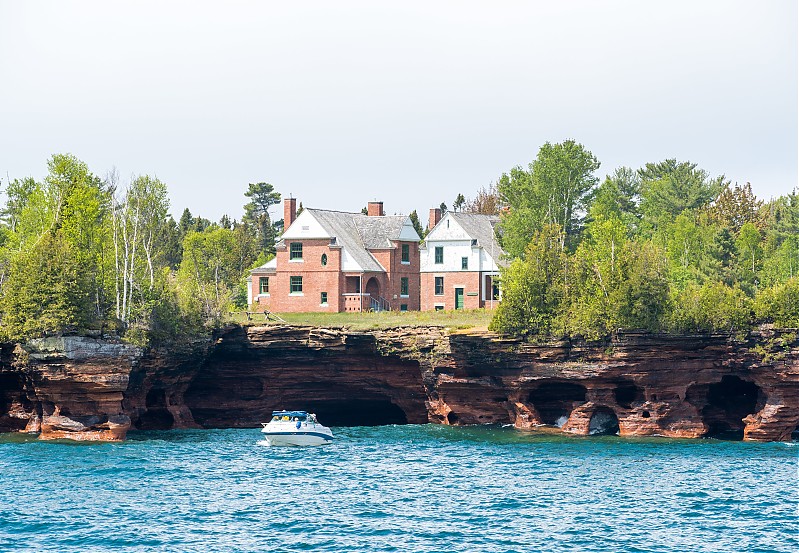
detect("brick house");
top-left (249, 199), bottom-right (422, 313)
top-left (420, 209), bottom-right (505, 311)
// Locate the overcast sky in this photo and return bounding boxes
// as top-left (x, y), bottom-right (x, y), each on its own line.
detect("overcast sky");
top-left (1, 1), bottom-right (796, 222)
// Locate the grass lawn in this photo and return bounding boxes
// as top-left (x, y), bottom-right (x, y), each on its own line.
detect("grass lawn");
top-left (229, 309), bottom-right (494, 331)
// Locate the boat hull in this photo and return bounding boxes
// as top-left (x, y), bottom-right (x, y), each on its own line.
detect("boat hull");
top-left (262, 431), bottom-right (333, 447)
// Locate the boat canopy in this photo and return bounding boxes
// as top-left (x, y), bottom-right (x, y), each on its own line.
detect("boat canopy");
top-left (271, 410), bottom-right (308, 420)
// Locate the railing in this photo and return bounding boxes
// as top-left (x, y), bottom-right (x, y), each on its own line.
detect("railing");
top-left (343, 293), bottom-right (391, 312)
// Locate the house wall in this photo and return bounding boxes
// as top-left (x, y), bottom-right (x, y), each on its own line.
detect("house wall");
top-left (369, 240), bottom-right (421, 311)
top-left (253, 239), bottom-right (345, 313)
top-left (421, 271), bottom-right (483, 311)
top-left (419, 213), bottom-right (502, 311)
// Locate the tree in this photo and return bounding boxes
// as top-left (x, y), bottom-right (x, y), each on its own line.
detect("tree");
top-left (453, 193), bottom-right (466, 212)
top-left (408, 210), bottom-right (425, 238)
top-left (589, 167), bottom-right (641, 233)
top-left (0, 232), bottom-right (93, 340)
top-left (177, 228), bottom-right (243, 324)
top-left (465, 182), bottom-right (501, 215)
top-left (498, 140), bottom-right (600, 257)
top-left (439, 202), bottom-right (448, 216)
top-left (639, 159), bottom-right (725, 227)
top-left (489, 225), bottom-right (568, 336)
top-left (242, 182), bottom-right (281, 256)
top-left (754, 277), bottom-right (799, 328)
top-left (710, 182), bottom-right (764, 233)
top-left (736, 222), bottom-right (762, 275)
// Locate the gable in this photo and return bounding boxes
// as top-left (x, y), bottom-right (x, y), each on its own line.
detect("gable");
top-left (281, 210), bottom-right (330, 239)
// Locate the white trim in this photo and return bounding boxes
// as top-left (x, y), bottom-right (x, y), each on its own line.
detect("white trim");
top-left (289, 292), bottom-right (304, 296)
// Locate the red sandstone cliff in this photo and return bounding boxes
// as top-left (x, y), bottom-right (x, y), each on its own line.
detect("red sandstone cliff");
top-left (0, 325), bottom-right (796, 442)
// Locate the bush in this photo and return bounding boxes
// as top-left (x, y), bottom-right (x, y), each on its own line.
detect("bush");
top-left (669, 281), bottom-right (751, 333)
top-left (754, 278), bottom-right (799, 328)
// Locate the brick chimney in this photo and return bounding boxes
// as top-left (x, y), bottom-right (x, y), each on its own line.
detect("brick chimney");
top-left (367, 201), bottom-right (384, 216)
top-left (428, 207), bottom-right (442, 230)
top-left (284, 197), bottom-right (297, 229)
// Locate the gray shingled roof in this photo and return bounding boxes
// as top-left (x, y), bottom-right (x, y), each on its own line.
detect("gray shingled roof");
top-left (449, 212), bottom-right (507, 267)
top-left (306, 209), bottom-right (411, 272)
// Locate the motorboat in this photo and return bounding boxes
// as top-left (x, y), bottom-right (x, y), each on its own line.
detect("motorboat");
top-left (260, 410), bottom-right (333, 446)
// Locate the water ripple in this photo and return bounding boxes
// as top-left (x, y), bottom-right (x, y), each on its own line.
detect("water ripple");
top-left (0, 426), bottom-right (796, 552)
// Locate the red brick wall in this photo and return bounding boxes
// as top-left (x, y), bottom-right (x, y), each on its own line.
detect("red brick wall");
top-left (367, 241), bottom-right (420, 311)
top-left (421, 271), bottom-right (484, 311)
top-left (253, 239), bottom-right (345, 313)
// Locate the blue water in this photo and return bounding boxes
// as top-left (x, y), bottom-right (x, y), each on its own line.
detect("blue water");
top-left (0, 426), bottom-right (796, 553)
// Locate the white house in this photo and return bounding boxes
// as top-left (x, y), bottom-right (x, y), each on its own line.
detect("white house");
top-left (419, 209), bottom-right (504, 310)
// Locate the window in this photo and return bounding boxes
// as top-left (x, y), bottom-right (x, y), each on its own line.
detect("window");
top-left (320, 292), bottom-right (328, 304)
top-left (400, 304), bottom-right (408, 312)
top-left (434, 246), bottom-right (443, 264)
top-left (401, 277), bottom-right (409, 296)
top-left (434, 276), bottom-right (444, 296)
top-left (290, 276), bottom-right (303, 294)
top-left (290, 242), bottom-right (303, 260)
top-left (492, 280), bottom-right (501, 300)
top-left (461, 257), bottom-right (468, 270)
top-left (321, 253), bottom-right (328, 266)
top-left (401, 244), bottom-right (410, 263)
top-left (259, 277), bottom-right (269, 294)
top-left (435, 305), bottom-right (444, 311)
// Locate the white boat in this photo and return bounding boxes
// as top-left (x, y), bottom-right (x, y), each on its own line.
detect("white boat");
top-left (260, 410), bottom-right (334, 446)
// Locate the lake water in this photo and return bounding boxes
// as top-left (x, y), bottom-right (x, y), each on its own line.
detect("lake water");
top-left (0, 426), bottom-right (796, 552)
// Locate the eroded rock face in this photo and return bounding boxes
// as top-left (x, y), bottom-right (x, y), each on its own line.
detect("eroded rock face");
top-left (0, 326), bottom-right (797, 442)
top-left (9, 337), bottom-right (141, 441)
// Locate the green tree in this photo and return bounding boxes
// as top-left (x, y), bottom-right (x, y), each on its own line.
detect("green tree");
top-left (489, 224), bottom-right (568, 336)
top-left (453, 193), bottom-right (466, 212)
top-left (639, 159), bottom-right (725, 228)
top-left (177, 227), bottom-right (243, 324)
top-left (243, 182), bottom-right (281, 256)
top-left (669, 281), bottom-right (751, 333)
top-left (408, 210), bottom-right (425, 238)
top-left (498, 140), bottom-right (600, 257)
top-left (0, 232), bottom-right (93, 340)
top-left (754, 278), bottom-right (799, 328)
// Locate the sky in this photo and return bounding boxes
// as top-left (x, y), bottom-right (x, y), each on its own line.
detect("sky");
top-left (1, 0), bottom-right (796, 223)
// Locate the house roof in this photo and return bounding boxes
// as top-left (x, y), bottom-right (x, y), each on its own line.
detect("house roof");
top-left (298, 209), bottom-right (418, 273)
top-left (425, 212), bottom-right (507, 267)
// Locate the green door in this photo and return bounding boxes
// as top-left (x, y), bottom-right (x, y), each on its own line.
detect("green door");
top-left (455, 287), bottom-right (464, 310)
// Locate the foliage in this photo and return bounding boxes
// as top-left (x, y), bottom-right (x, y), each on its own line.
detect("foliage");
top-left (489, 225), bottom-right (567, 336)
top-left (489, 144), bottom-right (798, 338)
top-left (0, 232), bottom-right (93, 340)
top-left (669, 281), bottom-right (751, 333)
top-left (754, 278), bottom-right (799, 328)
top-left (465, 182), bottom-right (501, 215)
top-left (0, 154), bottom-right (278, 345)
top-left (408, 210), bottom-right (425, 239)
top-left (498, 140), bottom-right (600, 256)
top-left (243, 182), bottom-right (281, 256)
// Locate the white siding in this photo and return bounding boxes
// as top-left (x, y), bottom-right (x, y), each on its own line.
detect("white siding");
top-left (421, 213), bottom-right (500, 273)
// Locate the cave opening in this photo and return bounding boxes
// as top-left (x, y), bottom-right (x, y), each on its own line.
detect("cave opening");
top-left (614, 380), bottom-right (645, 409)
top-left (285, 398), bottom-right (409, 427)
top-left (687, 376), bottom-right (761, 440)
top-left (589, 407), bottom-right (620, 436)
top-left (528, 382), bottom-right (587, 426)
top-left (0, 373), bottom-right (29, 431)
top-left (135, 388), bottom-right (175, 430)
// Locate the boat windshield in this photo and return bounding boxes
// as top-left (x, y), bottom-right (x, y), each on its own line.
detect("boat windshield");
top-left (271, 411), bottom-right (308, 422)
